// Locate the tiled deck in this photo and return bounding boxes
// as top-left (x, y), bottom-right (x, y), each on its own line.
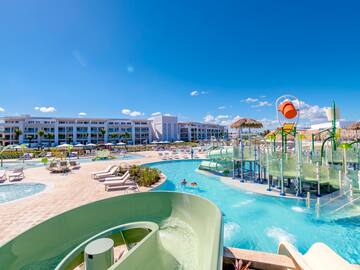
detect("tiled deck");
top-left (0, 151), bottom-right (164, 245)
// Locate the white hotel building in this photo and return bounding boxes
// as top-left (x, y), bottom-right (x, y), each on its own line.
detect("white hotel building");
top-left (0, 115), bottom-right (226, 146)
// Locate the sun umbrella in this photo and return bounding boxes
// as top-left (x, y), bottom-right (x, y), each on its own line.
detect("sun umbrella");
top-left (105, 142), bottom-right (114, 146)
top-left (57, 143), bottom-right (72, 148)
top-left (74, 143), bottom-right (84, 147)
top-left (174, 140), bottom-right (184, 143)
top-left (86, 143), bottom-right (97, 147)
top-left (117, 142), bottom-right (126, 145)
top-left (151, 141), bottom-right (159, 144)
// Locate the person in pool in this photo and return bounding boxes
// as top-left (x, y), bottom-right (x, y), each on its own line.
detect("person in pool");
top-left (180, 179), bottom-right (187, 185)
top-left (190, 181), bottom-right (198, 187)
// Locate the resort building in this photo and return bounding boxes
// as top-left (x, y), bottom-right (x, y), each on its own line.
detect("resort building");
top-left (0, 115), bottom-right (227, 146)
top-left (0, 115), bottom-right (152, 146)
top-left (310, 120), bottom-right (353, 131)
top-left (148, 114), bottom-right (179, 142)
top-left (178, 122), bottom-right (226, 141)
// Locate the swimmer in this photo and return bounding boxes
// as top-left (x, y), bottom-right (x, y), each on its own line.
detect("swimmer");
top-left (180, 179), bottom-right (187, 185)
top-left (190, 182), bottom-right (198, 187)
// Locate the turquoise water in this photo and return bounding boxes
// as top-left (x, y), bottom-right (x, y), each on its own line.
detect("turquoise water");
top-left (150, 160), bottom-right (360, 263)
top-left (0, 183), bottom-right (46, 203)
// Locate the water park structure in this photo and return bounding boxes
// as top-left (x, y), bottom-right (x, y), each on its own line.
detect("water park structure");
top-left (199, 95), bottom-right (360, 215)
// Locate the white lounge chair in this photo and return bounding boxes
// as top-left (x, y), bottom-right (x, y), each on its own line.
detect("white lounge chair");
top-left (69, 160), bottom-right (81, 170)
top-left (0, 170), bottom-right (6, 183)
top-left (103, 171), bottom-right (130, 182)
top-left (91, 165), bottom-right (115, 179)
top-left (95, 166), bottom-right (119, 181)
top-left (278, 241), bottom-right (357, 270)
top-left (104, 175), bottom-right (133, 191)
top-left (8, 168), bottom-right (24, 182)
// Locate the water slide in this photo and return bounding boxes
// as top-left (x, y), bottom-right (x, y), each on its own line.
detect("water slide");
top-left (0, 191), bottom-right (223, 270)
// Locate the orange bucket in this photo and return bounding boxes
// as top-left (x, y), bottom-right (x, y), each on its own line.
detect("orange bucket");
top-left (278, 100), bottom-right (297, 119)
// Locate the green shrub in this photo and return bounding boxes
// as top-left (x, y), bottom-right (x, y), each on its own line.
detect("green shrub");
top-left (128, 165), bottom-right (161, 187)
top-left (223, 169), bottom-right (230, 176)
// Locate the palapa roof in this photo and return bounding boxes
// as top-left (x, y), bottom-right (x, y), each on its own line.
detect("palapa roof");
top-left (230, 118), bottom-right (263, 129)
top-left (347, 121), bottom-right (360, 130)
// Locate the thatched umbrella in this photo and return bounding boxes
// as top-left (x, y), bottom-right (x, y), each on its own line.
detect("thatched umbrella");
top-left (230, 118), bottom-right (263, 141)
top-left (346, 121), bottom-right (360, 140)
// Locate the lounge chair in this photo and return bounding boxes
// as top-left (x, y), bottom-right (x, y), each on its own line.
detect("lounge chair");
top-left (0, 170), bottom-right (6, 183)
top-left (8, 168), bottom-right (24, 182)
top-left (59, 161), bottom-right (70, 173)
top-left (95, 166), bottom-right (119, 181)
top-left (47, 161), bottom-right (58, 172)
top-left (69, 160), bottom-right (81, 170)
top-left (105, 177), bottom-right (138, 192)
top-left (278, 241), bottom-right (357, 270)
top-left (91, 165), bottom-right (115, 179)
top-left (103, 171), bottom-right (130, 182)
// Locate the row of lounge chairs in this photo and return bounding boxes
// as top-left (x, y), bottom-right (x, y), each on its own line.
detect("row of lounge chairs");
top-left (158, 151), bottom-right (199, 160)
top-left (46, 160), bottom-right (81, 173)
top-left (0, 168), bottom-right (25, 183)
top-left (91, 165), bottom-right (139, 192)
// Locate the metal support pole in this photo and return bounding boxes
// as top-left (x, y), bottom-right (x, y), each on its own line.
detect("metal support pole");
top-left (280, 156), bottom-right (285, 196)
top-left (316, 162), bottom-right (321, 197)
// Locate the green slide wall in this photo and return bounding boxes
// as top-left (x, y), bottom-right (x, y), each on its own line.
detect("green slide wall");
top-left (0, 191), bottom-right (223, 270)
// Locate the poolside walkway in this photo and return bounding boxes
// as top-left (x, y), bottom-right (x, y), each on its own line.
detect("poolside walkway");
top-left (0, 151), bottom-right (167, 244)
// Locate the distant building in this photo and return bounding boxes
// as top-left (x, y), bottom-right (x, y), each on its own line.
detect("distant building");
top-left (149, 115), bottom-right (179, 142)
top-left (178, 122), bottom-right (226, 142)
top-left (310, 120), bottom-right (353, 131)
top-left (0, 115), bottom-right (227, 146)
top-left (0, 115), bottom-right (151, 146)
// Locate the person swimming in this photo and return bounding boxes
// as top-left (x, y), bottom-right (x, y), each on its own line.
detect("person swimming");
top-left (180, 179), bottom-right (187, 185)
top-left (190, 182), bottom-right (198, 187)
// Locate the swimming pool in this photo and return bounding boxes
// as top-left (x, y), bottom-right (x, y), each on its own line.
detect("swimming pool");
top-left (149, 160), bottom-right (360, 264)
top-left (0, 183), bottom-right (46, 203)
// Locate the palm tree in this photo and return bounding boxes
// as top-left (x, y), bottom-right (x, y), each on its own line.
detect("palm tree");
top-left (14, 128), bottom-right (23, 143)
top-left (26, 135), bottom-right (34, 146)
top-left (46, 133), bottom-right (55, 147)
top-left (121, 132), bottom-right (131, 150)
top-left (121, 132), bottom-right (131, 142)
top-left (110, 133), bottom-right (118, 142)
top-left (99, 128), bottom-right (106, 143)
top-left (37, 130), bottom-right (45, 147)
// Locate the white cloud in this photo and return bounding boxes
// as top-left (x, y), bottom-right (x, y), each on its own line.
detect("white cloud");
top-left (151, 112), bottom-right (161, 116)
top-left (72, 50), bottom-right (87, 67)
top-left (190, 90), bottom-right (208, 96)
top-left (164, 113), bottom-right (172, 116)
top-left (218, 106), bottom-right (226, 110)
top-left (127, 65), bottom-right (134, 73)
top-left (78, 112), bottom-right (87, 116)
top-left (34, 106), bottom-right (56, 113)
top-left (252, 101), bottom-right (272, 107)
top-left (298, 101), bottom-right (327, 123)
top-left (241, 97), bottom-right (259, 103)
top-left (260, 118), bottom-right (278, 129)
top-left (190, 90), bottom-right (199, 96)
top-left (203, 114), bottom-right (239, 126)
top-left (259, 95), bottom-right (267, 98)
top-left (121, 108), bottom-right (144, 117)
top-left (0, 107), bottom-right (5, 112)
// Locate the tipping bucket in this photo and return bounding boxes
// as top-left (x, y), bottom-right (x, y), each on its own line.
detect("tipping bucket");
top-left (278, 99), bottom-right (297, 119)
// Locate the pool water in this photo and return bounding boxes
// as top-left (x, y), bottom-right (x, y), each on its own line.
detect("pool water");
top-left (0, 183), bottom-right (46, 203)
top-left (150, 160), bottom-right (360, 263)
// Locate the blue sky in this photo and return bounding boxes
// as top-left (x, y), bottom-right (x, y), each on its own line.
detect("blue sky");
top-left (1, 0), bottom-right (360, 127)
